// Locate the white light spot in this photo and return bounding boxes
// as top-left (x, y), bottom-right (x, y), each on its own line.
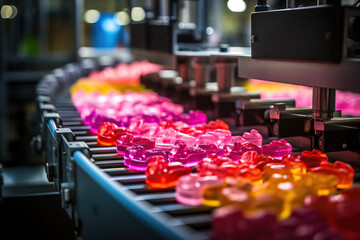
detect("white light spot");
top-left (114, 11), bottom-right (130, 25)
top-left (1, 5), bottom-right (17, 19)
top-left (227, 0), bottom-right (246, 13)
top-left (131, 7), bottom-right (145, 22)
top-left (84, 9), bottom-right (100, 24)
top-left (206, 27), bottom-right (214, 35)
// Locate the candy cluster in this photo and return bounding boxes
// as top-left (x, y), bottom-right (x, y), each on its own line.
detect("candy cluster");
top-left (71, 61), bottom-right (358, 240)
top-left (213, 187), bottom-right (360, 240)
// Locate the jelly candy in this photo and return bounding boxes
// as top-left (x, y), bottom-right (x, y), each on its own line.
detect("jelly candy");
top-left (124, 145), bottom-right (167, 171)
top-left (282, 154), bottom-right (307, 180)
top-left (145, 156), bottom-right (192, 189)
top-left (212, 206), bottom-right (278, 240)
top-left (300, 149), bottom-right (328, 169)
top-left (168, 141), bottom-right (207, 167)
top-left (223, 143), bottom-right (261, 163)
top-left (97, 122), bottom-right (127, 146)
top-left (175, 173), bottom-right (223, 206)
top-left (308, 161), bottom-right (354, 189)
top-left (261, 139), bottom-right (292, 159)
top-left (116, 133), bottom-right (155, 155)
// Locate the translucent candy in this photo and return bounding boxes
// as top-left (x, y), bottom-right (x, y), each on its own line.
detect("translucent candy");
top-left (300, 149), bottom-right (328, 169)
top-left (261, 139), bottom-right (292, 159)
top-left (124, 145), bottom-right (167, 171)
top-left (179, 110), bottom-right (207, 126)
top-left (242, 129), bottom-right (263, 147)
top-left (154, 128), bottom-right (197, 151)
top-left (116, 133), bottom-right (155, 155)
top-left (195, 119), bottom-right (229, 132)
top-left (309, 161), bottom-right (354, 189)
top-left (197, 154), bottom-right (239, 178)
top-left (175, 173), bottom-right (223, 206)
top-left (223, 143), bottom-right (261, 163)
top-left (168, 141), bottom-right (207, 167)
top-left (145, 156), bottom-right (192, 189)
top-left (97, 122), bottom-right (128, 146)
top-left (212, 206), bottom-right (279, 240)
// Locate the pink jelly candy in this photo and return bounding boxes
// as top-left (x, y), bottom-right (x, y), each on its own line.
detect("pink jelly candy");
top-left (176, 173), bottom-right (224, 206)
top-left (124, 145), bottom-right (167, 171)
top-left (116, 133), bottom-right (155, 155)
top-left (168, 141), bottom-right (207, 167)
top-left (261, 139), bottom-right (292, 159)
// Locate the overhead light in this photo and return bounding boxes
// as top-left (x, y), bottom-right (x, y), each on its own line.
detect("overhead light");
top-left (84, 9), bottom-right (100, 24)
top-left (206, 27), bottom-right (214, 35)
top-left (1, 5), bottom-right (18, 19)
top-left (227, 0), bottom-right (246, 13)
top-left (131, 7), bottom-right (145, 22)
top-left (114, 11), bottom-right (130, 26)
top-left (102, 18), bottom-right (120, 33)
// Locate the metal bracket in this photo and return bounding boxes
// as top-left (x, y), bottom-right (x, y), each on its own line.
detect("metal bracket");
top-left (61, 139), bottom-right (91, 228)
top-left (48, 127), bottom-right (75, 191)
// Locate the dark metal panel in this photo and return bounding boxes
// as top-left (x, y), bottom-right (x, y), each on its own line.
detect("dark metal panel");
top-left (251, 6), bottom-right (342, 62)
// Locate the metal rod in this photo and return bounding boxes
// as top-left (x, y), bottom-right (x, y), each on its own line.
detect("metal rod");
top-left (255, 0), bottom-right (270, 12)
top-left (312, 87), bottom-right (336, 121)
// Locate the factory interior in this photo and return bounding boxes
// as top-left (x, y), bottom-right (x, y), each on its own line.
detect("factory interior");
top-left (0, 0), bottom-right (360, 239)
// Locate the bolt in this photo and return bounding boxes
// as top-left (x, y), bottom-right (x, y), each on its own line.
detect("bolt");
top-left (272, 122), bottom-right (279, 136)
top-left (251, 35), bottom-right (256, 43)
top-left (63, 188), bottom-right (71, 203)
top-left (318, 136), bottom-right (324, 152)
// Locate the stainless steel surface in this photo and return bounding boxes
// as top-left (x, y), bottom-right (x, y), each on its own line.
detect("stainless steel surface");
top-left (132, 49), bottom-right (176, 68)
top-left (312, 87), bottom-right (336, 121)
top-left (237, 55), bottom-right (360, 93)
top-left (176, 56), bottom-right (194, 82)
top-left (175, 46), bottom-right (360, 93)
top-left (192, 57), bottom-right (213, 88)
top-left (215, 62), bottom-right (237, 93)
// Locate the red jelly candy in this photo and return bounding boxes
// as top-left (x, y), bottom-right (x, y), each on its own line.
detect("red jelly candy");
top-left (300, 149), bottom-right (328, 168)
top-left (197, 154), bottom-right (238, 178)
top-left (212, 205), bottom-right (278, 240)
top-left (195, 119), bottom-right (229, 132)
top-left (97, 122), bottom-right (127, 146)
top-left (309, 161), bottom-right (354, 189)
top-left (145, 156), bottom-right (192, 189)
top-left (255, 155), bottom-right (282, 171)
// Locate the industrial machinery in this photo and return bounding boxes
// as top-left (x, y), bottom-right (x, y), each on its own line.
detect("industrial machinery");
top-left (27, 0), bottom-right (360, 239)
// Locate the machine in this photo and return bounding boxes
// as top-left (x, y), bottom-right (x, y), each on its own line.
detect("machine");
top-left (3, 0), bottom-right (360, 239)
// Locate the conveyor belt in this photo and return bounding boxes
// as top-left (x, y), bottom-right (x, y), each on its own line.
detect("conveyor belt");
top-left (53, 101), bottom-right (215, 240)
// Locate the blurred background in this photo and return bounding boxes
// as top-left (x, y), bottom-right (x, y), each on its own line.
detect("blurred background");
top-left (1, 0), bottom-right (272, 167)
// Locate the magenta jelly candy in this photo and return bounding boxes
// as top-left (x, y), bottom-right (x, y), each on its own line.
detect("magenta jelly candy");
top-left (261, 139), bottom-right (292, 159)
top-left (223, 142), bottom-right (261, 163)
top-left (116, 133), bottom-right (155, 155)
top-left (180, 110), bottom-right (207, 126)
top-left (168, 141), bottom-right (207, 167)
top-left (124, 145), bottom-right (167, 171)
top-left (242, 129), bottom-right (263, 147)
